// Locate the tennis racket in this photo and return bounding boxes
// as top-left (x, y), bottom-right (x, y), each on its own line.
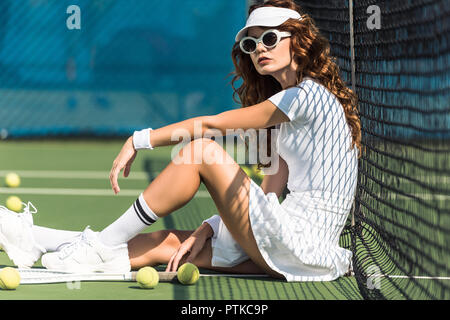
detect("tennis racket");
top-left (18, 268), bottom-right (177, 284)
top-left (17, 268), bottom-right (269, 284)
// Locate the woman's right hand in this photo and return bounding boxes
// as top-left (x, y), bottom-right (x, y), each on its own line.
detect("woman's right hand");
top-left (109, 136), bottom-right (137, 194)
top-left (166, 222), bottom-right (214, 272)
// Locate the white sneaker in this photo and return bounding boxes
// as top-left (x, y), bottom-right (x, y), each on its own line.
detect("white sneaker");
top-left (0, 202), bottom-right (46, 268)
top-left (41, 226), bottom-right (131, 273)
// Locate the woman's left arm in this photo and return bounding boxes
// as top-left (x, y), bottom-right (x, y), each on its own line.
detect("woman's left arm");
top-left (110, 100), bottom-right (289, 193)
top-left (149, 100), bottom-right (289, 148)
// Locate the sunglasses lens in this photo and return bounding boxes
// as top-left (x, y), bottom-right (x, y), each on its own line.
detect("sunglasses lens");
top-left (263, 32), bottom-right (278, 47)
top-left (242, 39), bottom-right (257, 53)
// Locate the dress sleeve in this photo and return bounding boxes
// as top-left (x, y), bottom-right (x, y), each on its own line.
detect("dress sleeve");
top-left (202, 214), bottom-right (221, 238)
top-left (268, 82), bottom-right (313, 122)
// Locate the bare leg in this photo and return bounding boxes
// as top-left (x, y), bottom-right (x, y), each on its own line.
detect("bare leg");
top-left (129, 138), bottom-right (283, 278)
top-left (128, 230), bottom-right (265, 274)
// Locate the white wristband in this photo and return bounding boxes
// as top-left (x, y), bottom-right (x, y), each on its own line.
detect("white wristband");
top-left (133, 128), bottom-right (153, 150)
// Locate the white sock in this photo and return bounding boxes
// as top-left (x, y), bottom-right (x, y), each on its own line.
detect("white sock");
top-left (99, 193), bottom-right (159, 247)
top-left (32, 226), bottom-right (81, 252)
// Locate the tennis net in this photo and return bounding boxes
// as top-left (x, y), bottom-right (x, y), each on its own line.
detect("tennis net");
top-left (293, 0), bottom-right (449, 299)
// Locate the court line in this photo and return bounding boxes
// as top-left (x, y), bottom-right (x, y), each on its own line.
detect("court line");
top-left (0, 187), bottom-right (210, 198)
top-left (0, 170), bottom-right (448, 184)
top-left (1, 186), bottom-right (447, 200)
top-left (210, 274), bottom-right (450, 280)
top-left (0, 170), bottom-right (152, 180)
top-left (372, 275), bottom-right (450, 280)
top-left (0, 170), bottom-right (448, 200)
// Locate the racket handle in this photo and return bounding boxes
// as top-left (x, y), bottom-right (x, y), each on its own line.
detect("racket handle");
top-left (129, 271), bottom-right (177, 282)
top-left (158, 271), bottom-right (177, 282)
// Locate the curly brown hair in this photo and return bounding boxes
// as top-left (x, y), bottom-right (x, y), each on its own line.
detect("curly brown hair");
top-left (231, 0), bottom-right (362, 168)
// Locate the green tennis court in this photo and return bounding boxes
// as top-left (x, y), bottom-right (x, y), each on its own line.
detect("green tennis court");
top-left (0, 140), bottom-right (365, 300)
top-left (1, 140), bottom-right (448, 300)
top-left (0, 0), bottom-right (448, 302)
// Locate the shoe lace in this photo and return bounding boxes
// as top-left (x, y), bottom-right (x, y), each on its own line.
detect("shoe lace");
top-left (0, 201), bottom-right (37, 215)
top-left (22, 201), bottom-right (37, 215)
top-left (58, 226), bottom-right (92, 259)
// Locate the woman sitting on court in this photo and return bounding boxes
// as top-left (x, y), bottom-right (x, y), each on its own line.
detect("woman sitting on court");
top-left (0, 0), bottom-right (361, 282)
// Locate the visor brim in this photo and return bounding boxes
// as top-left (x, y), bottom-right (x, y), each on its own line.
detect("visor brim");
top-left (235, 17), bottom-right (291, 42)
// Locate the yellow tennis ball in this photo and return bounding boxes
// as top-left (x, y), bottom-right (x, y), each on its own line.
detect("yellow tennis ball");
top-left (5, 172), bottom-right (20, 188)
top-left (136, 266), bottom-right (159, 289)
top-left (177, 263), bottom-right (199, 285)
top-left (6, 196), bottom-right (22, 212)
top-left (0, 267), bottom-right (21, 290)
top-left (251, 165), bottom-right (264, 180)
top-left (242, 166), bottom-right (252, 177)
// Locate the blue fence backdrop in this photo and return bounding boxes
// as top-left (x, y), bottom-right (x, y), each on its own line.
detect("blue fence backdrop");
top-left (0, 0), bottom-right (448, 139)
top-left (0, 0), bottom-right (246, 138)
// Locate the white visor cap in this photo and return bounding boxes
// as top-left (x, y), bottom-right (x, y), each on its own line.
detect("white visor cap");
top-left (235, 7), bottom-right (302, 42)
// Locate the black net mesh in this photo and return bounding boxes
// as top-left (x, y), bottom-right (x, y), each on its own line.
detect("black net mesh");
top-left (290, 0), bottom-right (449, 299)
top-left (0, 0), bottom-right (244, 138)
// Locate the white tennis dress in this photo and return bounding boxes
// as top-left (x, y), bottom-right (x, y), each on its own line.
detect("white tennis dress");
top-left (204, 77), bottom-right (358, 282)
